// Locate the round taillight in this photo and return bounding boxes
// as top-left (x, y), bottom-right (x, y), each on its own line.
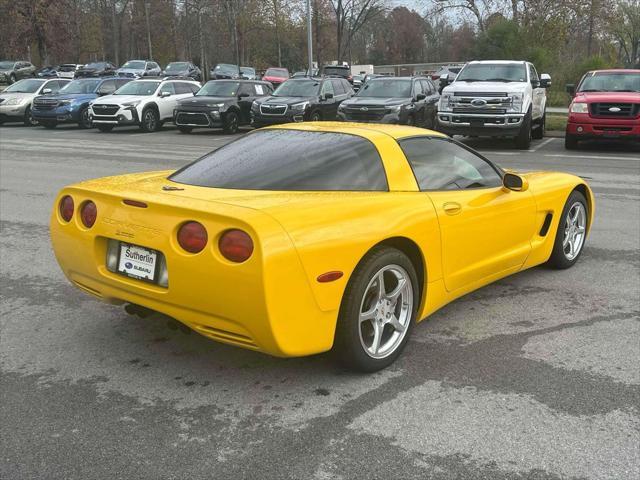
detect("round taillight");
top-left (59, 195), bottom-right (74, 222)
top-left (80, 201), bottom-right (97, 228)
top-left (219, 229), bottom-right (253, 263)
top-left (177, 221), bottom-right (208, 253)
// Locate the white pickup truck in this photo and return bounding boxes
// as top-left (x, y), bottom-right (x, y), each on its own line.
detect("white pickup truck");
top-left (437, 60), bottom-right (551, 149)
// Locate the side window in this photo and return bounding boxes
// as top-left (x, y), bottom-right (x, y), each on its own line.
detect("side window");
top-left (238, 83), bottom-right (254, 96)
top-left (321, 80), bottom-right (334, 96)
top-left (98, 80), bottom-right (116, 94)
top-left (420, 79), bottom-right (432, 95)
top-left (173, 82), bottom-right (189, 94)
top-left (413, 80), bottom-right (423, 97)
top-left (44, 80), bottom-right (61, 92)
top-left (332, 79), bottom-right (345, 95)
top-left (254, 83), bottom-right (267, 96)
top-left (399, 137), bottom-right (502, 190)
top-left (116, 79), bottom-right (131, 88)
top-left (529, 64), bottom-right (539, 82)
top-left (160, 82), bottom-right (176, 95)
top-left (343, 79), bottom-right (354, 95)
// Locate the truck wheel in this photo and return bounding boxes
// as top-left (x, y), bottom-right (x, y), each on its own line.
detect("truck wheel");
top-left (223, 111), bottom-right (239, 134)
top-left (333, 247), bottom-right (418, 372)
top-left (515, 111), bottom-right (532, 149)
top-left (97, 124), bottom-right (114, 132)
top-left (532, 112), bottom-right (545, 139)
top-left (565, 134), bottom-right (578, 150)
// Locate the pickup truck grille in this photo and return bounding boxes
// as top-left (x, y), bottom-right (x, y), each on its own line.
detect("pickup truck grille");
top-left (590, 103), bottom-right (639, 118)
top-left (453, 92), bottom-right (507, 97)
top-left (92, 104), bottom-right (120, 116)
top-left (452, 107), bottom-right (507, 115)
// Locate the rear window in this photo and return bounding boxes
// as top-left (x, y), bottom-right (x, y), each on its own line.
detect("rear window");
top-left (170, 130), bottom-right (388, 191)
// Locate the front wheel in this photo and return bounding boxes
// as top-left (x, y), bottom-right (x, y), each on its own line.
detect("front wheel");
top-left (515, 112), bottom-right (532, 149)
top-left (78, 107), bottom-right (91, 129)
top-left (546, 190), bottom-right (589, 269)
top-left (24, 106), bottom-right (37, 126)
top-left (223, 111), bottom-right (239, 134)
top-left (310, 110), bottom-right (321, 122)
top-left (140, 108), bottom-right (160, 132)
top-left (334, 247), bottom-right (418, 372)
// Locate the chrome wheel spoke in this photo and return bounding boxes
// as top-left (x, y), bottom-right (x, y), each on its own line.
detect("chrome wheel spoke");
top-left (386, 278), bottom-right (406, 303)
top-left (370, 321), bottom-right (383, 355)
top-left (375, 272), bottom-right (386, 301)
top-left (388, 315), bottom-right (405, 333)
top-left (360, 306), bottom-right (376, 323)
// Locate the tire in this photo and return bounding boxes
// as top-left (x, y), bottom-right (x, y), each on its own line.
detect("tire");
top-left (546, 190), bottom-right (588, 269)
top-left (333, 247), bottom-right (419, 372)
top-left (78, 107), bottom-right (91, 129)
top-left (140, 108), bottom-right (160, 132)
top-left (310, 110), bottom-right (321, 122)
top-left (96, 124), bottom-right (114, 132)
top-left (9, 73), bottom-right (16, 84)
top-left (565, 134), bottom-right (578, 150)
top-left (515, 111), bottom-right (532, 149)
top-left (532, 111), bottom-right (545, 139)
top-left (223, 111), bottom-right (239, 134)
top-left (23, 106), bottom-right (37, 126)
top-left (178, 126), bottom-right (192, 134)
top-left (41, 120), bottom-right (57, 129)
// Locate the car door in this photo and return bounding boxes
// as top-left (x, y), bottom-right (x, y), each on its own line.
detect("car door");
top-left (319, 80), bottom-right (336, 118)
top-left (411, 80), bottom-right (428, 126)
top-left (419, 79), bottom-right (438, 128)
top-left (236, 83), bottom-right (256, 123)
top-left (529, 63), bottom-right (544, 120)
top-left (157, 82), bottom-right (177, 119)
top-left (398, 136), bottom-right (537, 292)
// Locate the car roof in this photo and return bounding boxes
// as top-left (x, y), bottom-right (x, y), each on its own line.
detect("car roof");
top-left (264, 122), bottom-right (446, 141)
top-left (587, 69), bottom-right (640, 74)
top-left (467, 60), bottom-right (525, 65)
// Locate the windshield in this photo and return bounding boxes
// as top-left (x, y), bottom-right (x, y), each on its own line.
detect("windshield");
top-left (324, 67), bottom-right (349, 76)
top-left (85, 63), bottom-right (107, 69)
top-left (169, 130), bottom-right (387, 191)
top-left (59, 64), bottom-right (77, 71)
top-left (457, 63), bottom-right (526, 82)
top-left (114, 81), bottom-right (160, 95)
top-left (166, 62), bottom-right (188, 71)
top-left (240, 67), bottom-right (255, 75)
top-left (196, 81), bottom-right (240, 97)
top-left (60, 79), bottom-right (100, 94)
top-left (265, 68), bottom-right (288, 78)
top-left (215, 64), bottom-right (238, 74)
top-left (4, 79), bottom-right (45, 93)
top-left (578, 72), bottom-right (640, 93)
top-left (122, 61), bottom-right (145, 70)
top-left (0, 61), bottom-right (16, 69)
top-left (357, 79), bottom-right (412, 98)
top-left (273, 80), bottom-right (319, 97)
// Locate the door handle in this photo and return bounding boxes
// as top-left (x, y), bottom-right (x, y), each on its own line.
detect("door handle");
top-left (443, 202), bottom-right (462, 215)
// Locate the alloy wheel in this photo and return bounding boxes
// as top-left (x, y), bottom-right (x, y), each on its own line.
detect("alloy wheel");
top-left (358, 264), bottom-right (413, 359)
top-left (563, 202), bottom-right (586, 260)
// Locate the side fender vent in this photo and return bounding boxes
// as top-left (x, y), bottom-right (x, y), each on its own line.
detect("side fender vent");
top-left (539, 213), bottom-right (553, 236)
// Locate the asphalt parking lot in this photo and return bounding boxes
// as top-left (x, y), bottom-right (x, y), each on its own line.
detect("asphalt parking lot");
top-left (1, 124), bottom-right (639, 480)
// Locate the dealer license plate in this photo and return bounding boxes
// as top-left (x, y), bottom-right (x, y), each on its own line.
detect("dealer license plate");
top-left (117, 242), bottom-right (158, 282)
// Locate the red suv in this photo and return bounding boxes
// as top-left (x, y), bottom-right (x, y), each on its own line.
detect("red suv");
top-left (565, 69), bottom-right (640, 149)
top-left (262, 67), bottom-right (289, 86)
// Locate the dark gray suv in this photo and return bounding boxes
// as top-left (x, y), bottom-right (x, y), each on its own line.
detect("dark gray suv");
top-left (0, 61), bottom-right (37, 84)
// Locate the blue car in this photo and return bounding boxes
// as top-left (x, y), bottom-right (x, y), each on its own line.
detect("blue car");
top-left (32, 77), bottom-right (132, 128)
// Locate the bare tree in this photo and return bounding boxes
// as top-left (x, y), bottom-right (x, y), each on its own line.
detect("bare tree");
top-left (330, 0), bottom-right (386, 62)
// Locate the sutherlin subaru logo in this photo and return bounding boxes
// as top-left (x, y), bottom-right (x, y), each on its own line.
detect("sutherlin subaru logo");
top-left (125, 262), bottom-right (133, 269)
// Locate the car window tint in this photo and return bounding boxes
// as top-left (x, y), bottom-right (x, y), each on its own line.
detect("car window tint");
top-left (170, 130), bottom-right (388, 191)
top-left (160, 82), bottom-right (175, 95)
top-left (399, 137), bottom-right (502, 190)
top-left (238, 83), bottom-right (253, 96)
top-left (332, 79), bottom-right (345, 95)
top-left (529, 64), bottom-right (539, 82)
top-left (115, 79), bottom-right (130, 88)
top-left (413, 80), bottom-right (423, 97)
top-left (99, 80), bottom-right (116, 94)
top-left (44, 80), bottom-right (60, 92)
top-left (173, 82), bottom-right (189, 94)
top-left (321, 80), bottom-right (334, 96)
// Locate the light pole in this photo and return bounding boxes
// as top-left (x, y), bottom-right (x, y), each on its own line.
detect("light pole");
top-left (306, 0), bottom-right (313, 75)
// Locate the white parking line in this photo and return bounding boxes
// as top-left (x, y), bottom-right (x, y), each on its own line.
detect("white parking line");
top-left (528, 137), bottom-right (555, 152)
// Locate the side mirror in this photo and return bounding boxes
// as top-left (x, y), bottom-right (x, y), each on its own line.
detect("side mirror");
top-left (415, 93), bottom-right (426, 101)
top-left (540, 73), bottom-right (551, 88)
top-left (238, 92), bottom-right (250, 98)
top-left (503, 172), bottom-right (529, 192)
top-left (531, 79), bottom-right (540, 88)
top-left (42, 88), bottom-right (52, 94)
top-left (439, 73), bottom-right (449, 85)
top-left (324, 92), bottom-right (334, 100)
top-left (565, 83), bottom-right (575, 96)
top-left (159, 91), bottom-right (171, 98)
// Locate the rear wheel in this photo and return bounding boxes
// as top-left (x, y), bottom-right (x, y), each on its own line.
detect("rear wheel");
top-left (140, 108), bottom-right (160, 132)
top-left (532, 111), bottom-right (545, 139)
top-left (515, 111), bottom-right (532, 149)
top-left (78, 107), bottom-right (91, 129)
top-left (23, 106), bottom-right (37, 126)
top-left (223, 111), bottom-right (239, 134)
top-left (334, 247), bottom-right (418, 372)
top-left (310, 110), bottom-right (321, 122)
top-left (565, 134), bottom-right (578, 150)
top-left (96, 124), bottom-right (114, 132)
top-left (178, 126), bottom-right (192, 134)
top-left (546, 190), bottom-right (588, 269)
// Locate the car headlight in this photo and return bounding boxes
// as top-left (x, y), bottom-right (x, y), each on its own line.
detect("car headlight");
top-left (570, 102), bottom-right (588, 113)
top-left (507, 93), bottom-right (524, 113)
top-left (291, 101), bottom-right (309, 111)
top-left (251, 100), bottom-right (260, 110)
top-left (338, 103), bottom-right (347, 111)
top-left (122, 100), bottom-right (140, 108)
top-left (5, 97), bottom-right (25, 106)
top-left (439, 94), bottom-right (453, 111)
top-left (389, 104), bottom-right (403, 113)
top-left (208, 103), bottom-right (225, 109)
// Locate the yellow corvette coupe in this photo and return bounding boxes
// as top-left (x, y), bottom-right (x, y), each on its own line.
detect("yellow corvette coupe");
top-left (50, 123), bottom-right (594, 371)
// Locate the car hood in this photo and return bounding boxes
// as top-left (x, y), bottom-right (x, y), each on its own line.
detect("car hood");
top-left (178, 96), bottom-right (234, 106)
top-left (341, 97), bottom-right (407, 107)
top-left (0, 92), bottom-right (36, 101)
top-left (46, 93), bottom-right (98, 102)
top-left (445, 81), bottom-right (528, 94)
top-left (573, 91), bottom-right (640, 103)
top-left (92, 94), bottom-right (139, 105)
top-left (261, 96), bottom-right (316, 105)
